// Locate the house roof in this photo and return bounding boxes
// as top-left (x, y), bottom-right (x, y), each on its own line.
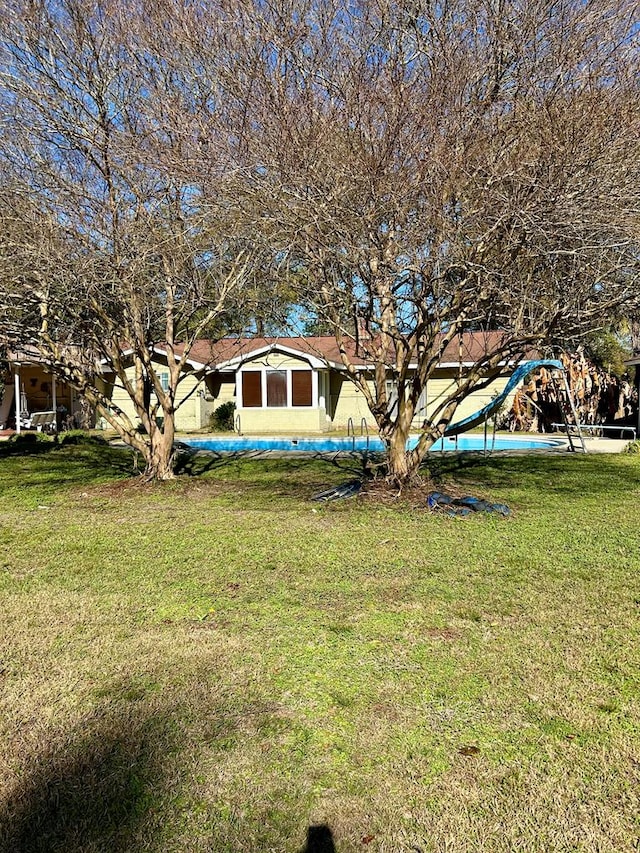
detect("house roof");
top-left (185, 331), bottom-right (512, 372)
top-left (6, 331), bottom-right (518, 375)
top-left (111, 345), bottom-right (210, 371)
top-left (199, 336), bottom-right (354, 370)
top-left (6, 345), bottom-right (47, 365)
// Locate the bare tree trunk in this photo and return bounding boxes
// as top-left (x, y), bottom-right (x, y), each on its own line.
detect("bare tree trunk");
top-left (144, 414), bottom-right (176, 481)
top-left (631, 317), bottom-right (640, 356)
top-left (386, 430), bottom-right (413, 485)
top-left (382, 395), bottom-right (429, 485)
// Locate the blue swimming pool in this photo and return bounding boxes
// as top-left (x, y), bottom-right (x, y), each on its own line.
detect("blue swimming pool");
top-left (183, 434), bottom-right (566, 454)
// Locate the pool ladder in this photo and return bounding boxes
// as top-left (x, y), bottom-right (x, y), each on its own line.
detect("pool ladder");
top-left (347, 417), bottom-right (370, 452)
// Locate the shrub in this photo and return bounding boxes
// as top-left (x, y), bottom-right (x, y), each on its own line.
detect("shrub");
top-left (8, 431), bottom-right (51, 446)
top-left (209, 402), bottom-right (236, 432)
top-left (59, 430), bottom-right (108, 446)
top-left (623, 439), bottom-right (640, 454)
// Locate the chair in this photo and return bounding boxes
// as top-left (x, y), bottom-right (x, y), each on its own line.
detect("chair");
top-left (29, 411), bottom-right (57, 433)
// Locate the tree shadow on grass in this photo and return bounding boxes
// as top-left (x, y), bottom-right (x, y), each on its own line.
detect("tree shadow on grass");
top-left (0, 443), bottom-right (137, 495)
top-left (1, 670), bottom-right (339, 853)
top-left (173, 449), bottom-right (367, 501)
top-left (176, 447), bottom-right (639, 506)
top-left (174, 446), bottom-right (367, 477)
top-left (425, 451), bottom-right (640, 497)
top-left (173, 446), bottom-right (268, 477)
top-left (181, 445), bottom-right (635, 507)
top-left (0, 686), bottom-right (182, 853)
top-left (0, 435), bottom-right (58, 457)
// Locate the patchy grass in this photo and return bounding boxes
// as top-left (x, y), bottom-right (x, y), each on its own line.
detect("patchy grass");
top-left (0, 443), bottom-right (639, 852)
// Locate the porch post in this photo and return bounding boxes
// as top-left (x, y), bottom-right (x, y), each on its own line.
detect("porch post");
top-left (14, 368), bottom-right (20, 433)
top-left (237, 370), bottom-right (243, 409)
top-left (52, 374), bottom-right (58, 433)
top-left (261, 369), bottom-right (267, 409)
top-left (317, 371), bottom-right (325, 410)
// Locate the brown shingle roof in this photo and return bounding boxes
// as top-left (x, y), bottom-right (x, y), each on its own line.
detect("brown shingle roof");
top-left (184, 331), bottom-right (512, 370)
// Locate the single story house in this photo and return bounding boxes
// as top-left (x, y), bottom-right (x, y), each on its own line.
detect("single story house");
top-left (103, 332), bottom-right (520, 434)
top-left (2, 333), bottom-right (526, 435)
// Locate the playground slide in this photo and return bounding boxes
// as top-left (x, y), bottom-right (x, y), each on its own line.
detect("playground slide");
top-left (0, 383), bottom-right (14, 429)
top-left (443, 359), bottom-right (565, 437)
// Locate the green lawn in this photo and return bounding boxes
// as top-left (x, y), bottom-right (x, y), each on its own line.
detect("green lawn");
top-left (0, 441), bottom-right (639, 852)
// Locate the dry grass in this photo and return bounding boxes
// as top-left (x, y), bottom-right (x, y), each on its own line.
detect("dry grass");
top-left (0, 442), bottom-right (638, 852)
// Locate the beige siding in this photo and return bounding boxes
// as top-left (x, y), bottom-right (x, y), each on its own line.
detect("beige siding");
top-left (234, 355), bottom-right (328, 433)
top-left (419, 372), bottom-right (512, 425)
top-left (330, 374), bottom-right (377, 429)
top-left (107, 362), bottom-right (206, 432)
top-left (174, 373), bottom-right (203, 431)
top-left (195, 364), bottom-right (331, 434)
top-left (104, 357), bottom-right (518, 436)
top-left (238, 407), bottom-right (328, 433)
top-left (329, 370), bottom-right (514, 431)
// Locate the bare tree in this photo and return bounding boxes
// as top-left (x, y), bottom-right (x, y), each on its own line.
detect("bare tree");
top-left (0, 0), bottom-right (263, 479)
top-left (238, 0), bottom-right (640, 484)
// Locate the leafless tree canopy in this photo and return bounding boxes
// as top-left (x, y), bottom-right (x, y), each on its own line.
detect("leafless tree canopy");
top-left (235, 0), bottom-right (640, 479)
top-left (0, 0), bottom-right (638, 482)
top-left (0, 0), bottom-right (266, 478)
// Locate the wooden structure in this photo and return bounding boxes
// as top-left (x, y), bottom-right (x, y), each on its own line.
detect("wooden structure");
top-left (507, 349), bottom-right (637, 438)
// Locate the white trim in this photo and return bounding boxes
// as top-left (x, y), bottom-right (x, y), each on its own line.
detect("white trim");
top-left (216, 342), bottom-right (330, 371)
top-left (409, 360), bottom-right (513, 370)
top-left (217, 356), bottom-right (512, 373)
top-left (100, 346), bottom-right (207, 371)
top-left (286, 369), bottom-right (292, 407)
top-left (237, 370), bottom-right (244, 407)
top-left (14, 370), bottom-right (21, 434)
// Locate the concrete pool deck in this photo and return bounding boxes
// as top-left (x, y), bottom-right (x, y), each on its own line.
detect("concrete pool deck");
top-left (580, 437), bottom-right (630, 454)
top-left (0, 430), bottom-right (633, 455)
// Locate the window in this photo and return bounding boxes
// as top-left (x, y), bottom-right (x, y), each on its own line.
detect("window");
top-left (242, 371), bottom-right (262, 407)
top-left (266, 370), bottom-right (287, 407)
top-left (240, 368), bottom-right (315, 407)
top-left (416, 386), bottom-right (428, 418)
top-left (292, 371), bottom-right (312, 406)
top-left (131, 372), bottom-right (168, 395)
top-left (385, 379), bottom-right (399, 415)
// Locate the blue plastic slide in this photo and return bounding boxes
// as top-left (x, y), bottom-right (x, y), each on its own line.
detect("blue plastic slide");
top-left (444, 359), bottom-right (564, 437)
